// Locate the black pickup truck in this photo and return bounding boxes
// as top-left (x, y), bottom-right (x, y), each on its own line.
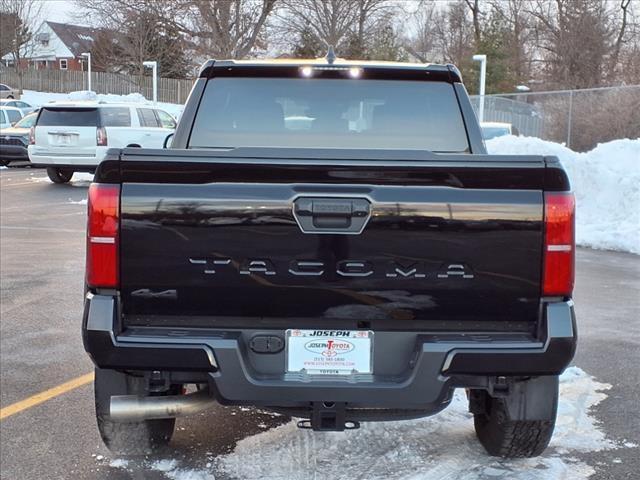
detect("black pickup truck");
top-left (83, 59), bottom-right (576, 458)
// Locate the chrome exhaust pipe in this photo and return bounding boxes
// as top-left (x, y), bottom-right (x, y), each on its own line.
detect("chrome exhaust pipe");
top-left (109, 390), bottom-right (215, 422)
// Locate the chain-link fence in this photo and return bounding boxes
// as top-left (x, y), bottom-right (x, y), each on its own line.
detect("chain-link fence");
top-left (470, 85), bottom-right (640, 151)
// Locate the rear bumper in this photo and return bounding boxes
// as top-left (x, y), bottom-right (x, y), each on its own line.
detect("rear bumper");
top-left (83, 294), bottom-right (576, 409)
top-left (28, 146), bottom-right (108, 167)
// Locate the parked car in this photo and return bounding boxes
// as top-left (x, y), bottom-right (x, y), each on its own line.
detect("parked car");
top-left (0, 106), bottom-right (24, 129)
top-left (28, 102), bottom-right (177, 183)
top-left (0, 111), bottom-right (38, 167)
top-left (480, 121), bottom-right (520, 140)
top-left (0, 99), bottom-right (36, 115)
top-left (84, 58), bottom-right (576, 458)
top-left (0, 83), bottom-right (18, 99)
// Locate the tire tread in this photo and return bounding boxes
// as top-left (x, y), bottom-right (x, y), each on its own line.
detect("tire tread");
top-left (473, 392), bottom-right (557, 458)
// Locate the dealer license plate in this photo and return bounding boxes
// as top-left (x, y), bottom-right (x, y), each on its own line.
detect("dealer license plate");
top-left (286, 329), bottom-right (373, 375)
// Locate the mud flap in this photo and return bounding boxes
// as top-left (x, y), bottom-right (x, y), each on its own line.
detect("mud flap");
top-left (502, 376), bottom-right (559, 421)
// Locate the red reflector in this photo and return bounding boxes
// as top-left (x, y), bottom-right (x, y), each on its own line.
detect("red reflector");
top-left (543, 192), bottom-right (575, 296)
top-left (87, 183), bottom-right (120, 288)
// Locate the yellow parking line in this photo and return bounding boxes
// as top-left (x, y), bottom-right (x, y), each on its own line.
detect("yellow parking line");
top-left (0, 372), bottom-right (94, 421)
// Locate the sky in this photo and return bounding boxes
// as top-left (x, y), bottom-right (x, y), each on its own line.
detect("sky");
top-left (37, 0), bottom-right (428, 27)
top-left (40, 0), bottom-right (83, 25)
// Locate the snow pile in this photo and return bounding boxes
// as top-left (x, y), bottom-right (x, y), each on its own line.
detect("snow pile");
top-left (214, 367), bottom-right (616, 480)
top-left (486, 136), bottom-right (640, 255)
top-left (150, 460), bottom-right (216, 479)
top-left (110, 367), bottom-right (633, 480)
top-left (20, 90), bottom-right (184, 120)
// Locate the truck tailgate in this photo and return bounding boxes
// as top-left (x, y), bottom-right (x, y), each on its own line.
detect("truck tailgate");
top-left (117, 151), bottom-right (546, 328)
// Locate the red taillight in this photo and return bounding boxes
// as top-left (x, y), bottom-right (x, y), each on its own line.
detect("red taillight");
top-left (86, 183), bottom-right (120, 288)
top-left (96, 126), bottom-right (108, 146)
top-left (543, 192), bottom-right (575, 296)
top-left (29, 126), bottom-right (35, 145)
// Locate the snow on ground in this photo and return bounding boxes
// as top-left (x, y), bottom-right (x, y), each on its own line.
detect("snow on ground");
top-left (28, 171), bottom-right (94, 187)
top-left (20, 90), bottom-right (184, 120)
top-left (487, 136), bottom-right (640, 255)
top-left (107, 367), bottom-right (635, 480)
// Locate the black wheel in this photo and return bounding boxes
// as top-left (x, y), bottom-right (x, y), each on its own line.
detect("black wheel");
top-left (472, 376), bottom-right (558, 458)
top-left (46, 167), bottom-right (73, 184)
top-left (94, 368), bottom-right (177, 456)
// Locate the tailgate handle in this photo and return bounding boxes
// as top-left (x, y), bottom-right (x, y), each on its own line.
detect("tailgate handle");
top-left (294, 197), bottom-right (371, 234)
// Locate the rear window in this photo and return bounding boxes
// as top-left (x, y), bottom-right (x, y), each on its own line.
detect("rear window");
top-left (189, 77), bottom-right (469, 152)
top-left (100, 107), bottom-right (131, 127)
top-left (37, 108), bottom-right (98, 127)
top-left (5, 109), bottom-right (21, 123)
top-left (15, 113), bottom-right (37, 128)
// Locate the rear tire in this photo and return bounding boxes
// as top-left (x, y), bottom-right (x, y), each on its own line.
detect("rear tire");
top-left (472, 376), bottom-right (558, 458)
top-left (46, 167), bottom-right (73, 184)
top-left (94, 368), bottom-right (177, 456)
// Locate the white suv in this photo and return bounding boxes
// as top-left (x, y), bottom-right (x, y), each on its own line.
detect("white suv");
top-left (28, 102), bottom-right (176, 183)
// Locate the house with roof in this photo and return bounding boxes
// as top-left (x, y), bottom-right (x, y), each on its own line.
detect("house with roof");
top-left (2, 21), bottom-right (103, 71)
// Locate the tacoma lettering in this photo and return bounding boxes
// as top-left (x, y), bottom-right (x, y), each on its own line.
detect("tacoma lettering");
top-left (188, 258), bottom-right (474, 279)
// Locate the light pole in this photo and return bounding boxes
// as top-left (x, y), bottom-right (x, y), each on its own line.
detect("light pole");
top-left (81, 52), bottom-right (92, 92)
top-left (472, 54), bottom-right (487, 122)
top-left (143, 61), bottom-right (158, 104)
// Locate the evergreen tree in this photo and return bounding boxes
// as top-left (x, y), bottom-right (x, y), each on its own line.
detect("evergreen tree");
top-left (476, 11), bottom-right (515, 94)
top-left (368, 22), bottom-right (408, 62)
top-left (292, 27), bottom-right (324, 58)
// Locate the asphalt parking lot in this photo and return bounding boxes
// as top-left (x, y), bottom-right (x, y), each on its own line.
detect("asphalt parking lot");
top-left (1, 167), bottom-right (639, 479)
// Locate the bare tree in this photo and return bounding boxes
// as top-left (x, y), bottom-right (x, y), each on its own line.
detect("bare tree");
top-left (489, 0), bottom-right (535, 87)
top-left (463, 0), bottom-right (482, 46)
top-left (277, 0), bottom-right (393, 58)
top-left (608, 0), bottom-right (633, 81)
top-left (403, 0), bottom-right (440, 63)
top-left (82, 0), bottom-right (277, 60)
top-left (0, 0), bottom-right (42, 92)
top-left (353, 0), bottom-right (394, 49)
top-left (617, 1), bottom-right (640, 84)
top-left (182, 0), bottom-right (277, 58)
top-left (81, 0), bottom-right (191, 78)
top-left (434, 0), bottom-right (475, 69)
top-left (278, 0), bottom-right (359, 50)
top-left (528, 0), bottom-right (616, 89)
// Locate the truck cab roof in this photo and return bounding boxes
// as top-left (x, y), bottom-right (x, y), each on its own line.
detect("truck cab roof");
top-left (199, 58), bottom-right (462, 83)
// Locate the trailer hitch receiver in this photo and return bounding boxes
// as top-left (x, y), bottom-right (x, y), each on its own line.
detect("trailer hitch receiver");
top-left (297, 402), bottom-right (360, 431)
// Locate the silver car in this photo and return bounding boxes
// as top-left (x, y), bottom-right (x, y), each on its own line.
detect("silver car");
top-left (0, 99), bottom-right (35, 115)
top-left (0, 83), bottom-right (18, 99)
